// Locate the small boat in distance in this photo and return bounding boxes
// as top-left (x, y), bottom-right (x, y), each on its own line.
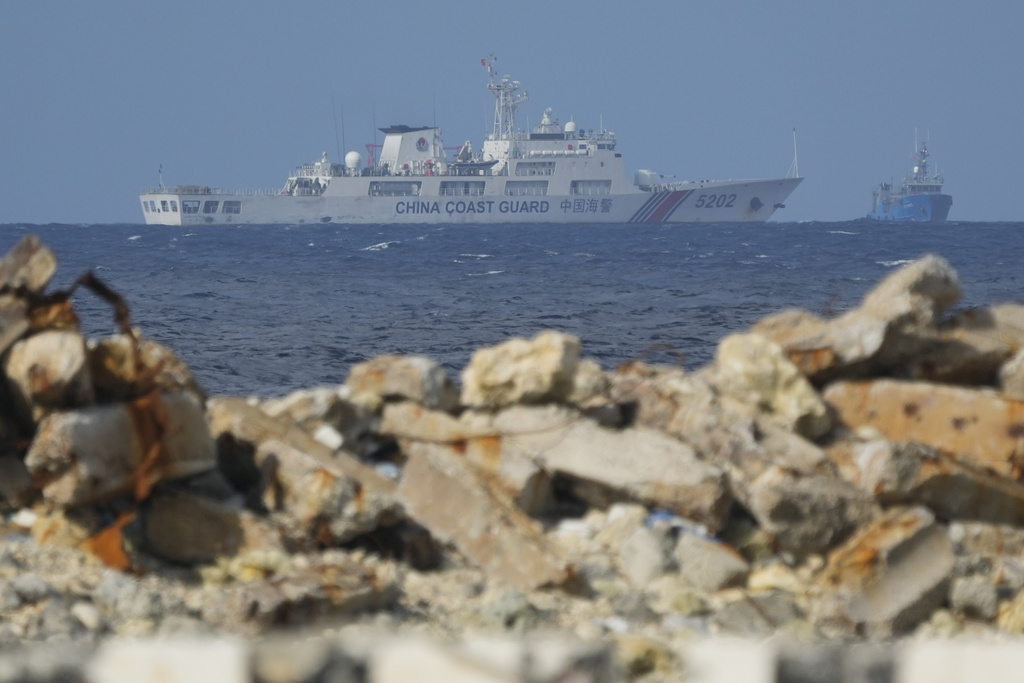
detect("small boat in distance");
top-left (866, 136), bottom-right (952, 222)
top-left (140, 56), bottom-right (802, 226)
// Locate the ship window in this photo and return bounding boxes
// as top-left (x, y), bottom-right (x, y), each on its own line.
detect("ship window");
top-left (203, 200), bottom-right (220, 214)
top-left (160, 200), bottom-right (169, 212)
top-left (439, 180), bottom-right (485, 196)
top-left (182, 200), bottom-right (201, 214)
top-left (222, 200), bottom-right (242, 214)
top-left (170, 201), bottom-right (178, 212)
top-left (141, 201), bottom-right (149, 212)
top-left (570, 180), bottom-right (612, 196)
top-left (514, 161), bottom-right (555, 176)
top-left (504, 180), bottom-right (548, 196)
top-left (369, 181), bottom-right (421, 197)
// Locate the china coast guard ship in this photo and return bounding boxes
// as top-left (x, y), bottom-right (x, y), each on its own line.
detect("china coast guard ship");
top-left (140, 57), bottom-right (802, 226)
top-left (867, 137), bottom-right (952, 222)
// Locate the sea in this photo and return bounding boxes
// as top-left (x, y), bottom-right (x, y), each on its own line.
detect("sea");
top-left (3, 221), bottom-right (1021, 399)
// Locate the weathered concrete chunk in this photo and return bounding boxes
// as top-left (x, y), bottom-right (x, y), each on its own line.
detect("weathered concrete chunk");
top-left (346, 354), bottom-right (458, 412)
top-left (261, 385), bottom-right (377, 454)
top-left (254, 438), bottom-right (372, 545)
top-left (900, 303), bottom-right (1024, 385)
top-left (25, 392), bottom-right (215, 506)
top-left (0, 295), bottom-right (30, 357)
top-left (202, 552), bottom-right (400, 633)
top-left (751, 255), bottom-right (961, 383)
top-left (704, 332), bottom-right (831, 439)
top-left (492, 405), bottom-right (731, 531)
top-left (398, 441), bottom-right (570, 592)
top-left (610, 363), bottom-right (874, 552)
top-left (674, 532), bottom-right (750, 593)
top-left (143, 490), bottom-right (284, 564)
top-left (825, 378), bottom-right (1024, 477)
top-left (461, 330), bottom-right (581, 408)
top-left (87, 333), bottom-right (207, 404)
top-left (808, 506), bottom-right (954, 636)
top-left (745, 464), bottom-right (878, 556)
top-left (846, 439), bottom-right (1024, 526)
top-left (0, 235), bottom-right (57, 294)
top-left (1000, 347), bottom-right (1024, 400)
top-left (206, 397), bottom-right (398, 532)
top-left (0, 455), bottom-right (34, 508)
top-left (5, 329), bottom-right (95, 423)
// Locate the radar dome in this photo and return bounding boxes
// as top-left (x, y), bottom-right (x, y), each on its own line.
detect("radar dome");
top-left (345, 151), bottom-right (362, 171)
top-left (564, 121), bottom-right (577, 134)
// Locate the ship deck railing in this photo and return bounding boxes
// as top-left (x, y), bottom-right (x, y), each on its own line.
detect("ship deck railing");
top-left (141, 187), bottom-right (282, 196)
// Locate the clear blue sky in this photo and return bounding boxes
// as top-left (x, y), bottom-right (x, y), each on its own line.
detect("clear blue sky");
top-left (2, 0), bottom-right (1021, 224)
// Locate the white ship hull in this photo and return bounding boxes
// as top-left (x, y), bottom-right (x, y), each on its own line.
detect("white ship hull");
top-left (141, 177), bottom-right (801, 226)
top-left (140, 57), bottom-right (802, 227)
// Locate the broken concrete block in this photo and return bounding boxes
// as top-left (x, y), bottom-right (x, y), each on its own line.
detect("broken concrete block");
top-left (999, 348), bottom-right (1024, 400)
top-left (261, 385), bottom-right (377, 453)
top-left (0, 235), bottom-right (57, 294)
top-left (850, 439), bottom-right (1024, 526)
top-left (0, 455), bottom-right (34, 508)
top-left (4, 329), bottom-right (95, 423)
top-left (254, 438), bottom-right (374, 545)
top-left (488, 404), bottom-right (732, 531)
top-left (674, 533), bottom-right (750, 593)
top-left (206, 397), bottom-right (398, 532)
top-left (949, 577), bottom-right (999, 621)
top-left (0, 295), bottom-right (30, 358)
top-left (618, 526), bottom-right (670, 588)
top-left (460, 330), bottom-right (581, 408)
top-left (808, 506), bottom-right (954, 636)
top-left (87, 333), bottom-right (207, 404)
top-left (750, 255), bottom-right (961, 383)
top-left (143, 490), bottom-right (284, 565)
top-left (825, 379), bottom-right (1024, 477)
top-left (398, 441), bottom-right (570, 592)
top-left (203, 552), bottom-right (400, 632)
top-left (346, 354), bottom-right (458, 412)
top-left (706, 332), bottom-right (831, 439)
top-left (25, 392), bottom-right (215, 506)
top-left (901, 303), bottom-right (1024, 385)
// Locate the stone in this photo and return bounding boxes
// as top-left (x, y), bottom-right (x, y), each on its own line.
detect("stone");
top-left (254, 438), bottom-right (375, 545)
top-left (460, 330), bottom-right (581, 408)
top-left (4, 329), bottom-right (95, 422)
top-left (0, 234), bottom-right (57, 294)
top-left (850, 439), bottom-right (1024, 526)
top-left (0, 295), bottom-right (30, 358)
top-left (25, 392), bottom-right (216, 506)
top-left (202, 552), bottom-right (399, 633)
top-left (808, 506), bottom-right (954, 636)
top-left (397, 441), bottom-right (571, 592)
top-left (0, 455), bottom-right (34, 507)
top-left (611, 362), bottom-right (875, 554)
top-left (825, 379), bottom-right (1024, 477)
top-left (206, 397), bottom-right (398, 533)
top-left (901, 303), bottom-right (1024, 385)
top-left (142, 490), bottom-right (284, 565)
top-left (899, 640), bottom-right (1024, 683)
top-left (346, 354), bottom-right (458, 412)
top-left (706, 332), bottom-right (831, 439)
top-left (618, 526), bottom-right (669, 588)
top-left (261, 385), bottom-right (377, 454)
top-left (87, 333), bottom-right (207, 404)
top-left (950, 577), bottom-right (999, 621)
top-left (751, 254), bottom-right (961, 383)
top-left (999, 347), bottom-right (1024, 400)
top-left (674, 532), bottom-right (750, 593)
top-left (487, 404), bottom-right (732, 531)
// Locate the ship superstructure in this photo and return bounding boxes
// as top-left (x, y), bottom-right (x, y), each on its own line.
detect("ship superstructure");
top-left (140, 57), bottom-right (801, 226)
top-left (867, 137), bottom-right (952, 222)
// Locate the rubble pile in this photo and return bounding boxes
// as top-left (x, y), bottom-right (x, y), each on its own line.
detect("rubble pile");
top-left (5, 234), bottom-right (1024, 679)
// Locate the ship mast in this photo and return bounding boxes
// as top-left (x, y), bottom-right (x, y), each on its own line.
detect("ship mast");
top-left (484, 55), bottom-right (528, 141)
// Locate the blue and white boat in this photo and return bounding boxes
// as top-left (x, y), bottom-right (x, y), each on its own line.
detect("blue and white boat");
top-left (866, 137), bottom-right (952, 222)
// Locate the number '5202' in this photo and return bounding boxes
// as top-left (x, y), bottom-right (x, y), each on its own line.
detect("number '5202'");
top-left (694, 193), bottom-right (737, 208)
